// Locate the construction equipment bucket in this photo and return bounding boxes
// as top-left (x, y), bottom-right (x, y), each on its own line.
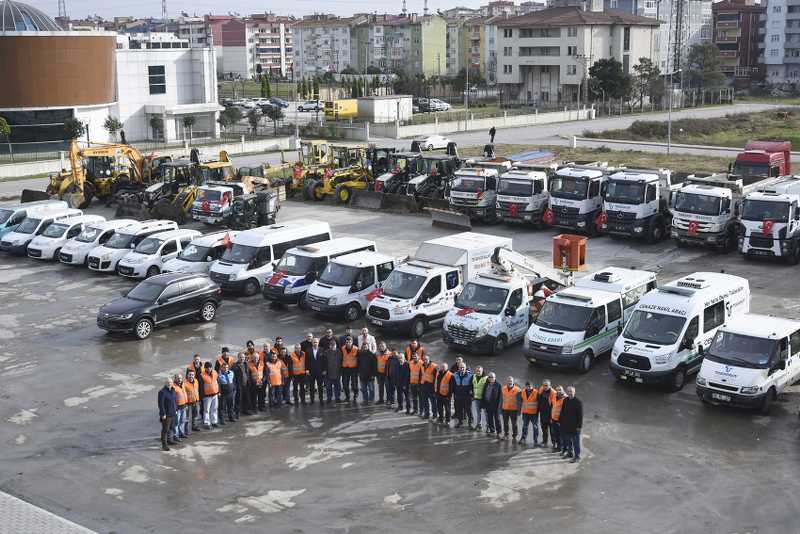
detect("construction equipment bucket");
top-left (20, 189), bottom-right (52, 203)
top-left (381, 193), bottom-right (419, 214)
top-left (114, 192), bottom-right (151, 220)
top-left (348, 189), bottom-right (385, 210)
top-left (427, 207), bottom-right (473, 231)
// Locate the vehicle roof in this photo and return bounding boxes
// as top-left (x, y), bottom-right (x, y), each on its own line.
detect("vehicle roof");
top-left (745, 191), bottom-right (798, 202)
top-left (575, 267), bottom-right (657, 293)
top-left (332, 250), bottom-right (395, 267)
top-left (25, 206), bottom-right (81, 218)
top-left (190, 231), bottom-right (239, 247)
top-left (552, 287), bottom-right (621, 307)
top-left (117, 219), bottom-right (178, 235)
top-left (54, 214), bottom-right (106, 226)
top-left (754, 176), bottom-right (800, 195)
top-left (637, 272), bottom-right (749, 315)
top-left (3, 200), bottom-right (67, 212)
top-left (147, 228), bottom-right (202, 241)
top-left (500, 169), bottom-right (547, 180)
top-left (199, 185), bottom-right (232, 192)
top-left (421, 232), bottom-right (512, 252)
top-left (144, 272), bottom-right (211, 286)
top-left (287, 237), bottom-right (376, 257)
top-left (233, 220), bottom-right (331, 246)
top-left (719, 314), bottom-right (800, 339)
top-left (679, 184), bottom-right (730, 197)
top-left (455, 167), bottom-right (499, 177)
top-left (556, 167), bottom-right (604, 179)
top-left (86, 219), bottom-right (137, 231)
top-left (608, 170), bottom-right (666, 181)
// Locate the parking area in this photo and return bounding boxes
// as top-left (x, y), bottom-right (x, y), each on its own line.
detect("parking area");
top-left (1, 199), bottom-right (800, 533)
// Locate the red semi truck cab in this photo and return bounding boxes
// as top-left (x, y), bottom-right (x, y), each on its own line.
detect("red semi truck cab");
top-left (732, 141), bottom-right (791, 179)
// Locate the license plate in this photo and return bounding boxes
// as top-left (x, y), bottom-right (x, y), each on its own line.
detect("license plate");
top-left (453, 339), bottom-right (467, 345)
top-left (370, 319), bottom-right (383, 326)
top-left (623, 369), bottom-right (641, 378)
top-left (309, 304), bottom-right (321, 311)
top-left (711, 392), bottom-right (731, 402)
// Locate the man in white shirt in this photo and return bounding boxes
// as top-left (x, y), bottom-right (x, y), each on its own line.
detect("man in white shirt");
top-left (357, 327), bottom-right (377, 353)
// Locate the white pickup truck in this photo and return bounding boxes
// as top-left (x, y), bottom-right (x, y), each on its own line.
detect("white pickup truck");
top-left (366, 232), bottom-right (512, 337)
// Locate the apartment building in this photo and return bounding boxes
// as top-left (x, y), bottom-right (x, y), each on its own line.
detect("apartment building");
top-left (496, 6), bottom-right (659, 104)
top-left (292, 15), bottom-right (365, 77)
top-left (712, 0), bottom-right (764, 87)
top-left (382, 14), bottom-right (447, 76)
top-left (761, 0), bottom-right (800, 83)
top-left (657, 0), bottom-right (713, 73)
top-left (169, 16), bottom-right (210, 47)
top-left (216, 14), bottom-right (293, 79)
top-left (446, 18), bottom-right (469, 75)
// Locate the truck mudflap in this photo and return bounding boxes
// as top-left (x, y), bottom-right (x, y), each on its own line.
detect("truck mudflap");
top-left (348, 189), bottom-right (385, 210)
top-left (427, 207), bottom-right (472, 231)
top-left (20, 189), bottom-right (53, 203)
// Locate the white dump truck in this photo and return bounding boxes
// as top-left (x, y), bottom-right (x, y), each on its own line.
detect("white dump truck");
top-left (447, 167), bottom-right (503, 223)
top-left (601, 168), bottom-right (675, 242)
top-left (366, 232), bottom-right (512, 337)
top-left (545, 164), bottom-right (610, 236)
top-left (739, 175), bottom-right (800, 263)
top-left (495, 168), bottom-right (550, 226)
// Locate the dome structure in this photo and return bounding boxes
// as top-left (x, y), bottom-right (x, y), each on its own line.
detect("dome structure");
top-left (1, 0), bottom-right (62, 32)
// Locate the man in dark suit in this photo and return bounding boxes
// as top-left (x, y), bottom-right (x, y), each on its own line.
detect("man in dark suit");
top-left (305, 337), bottom-right (326, 405)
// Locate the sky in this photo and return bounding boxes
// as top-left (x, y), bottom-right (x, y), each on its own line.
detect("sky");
top-left (48, 0), bottom-right (486, 20)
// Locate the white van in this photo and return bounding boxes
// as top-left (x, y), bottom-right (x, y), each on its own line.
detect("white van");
top-left (59, 219), bottom-right (138, 266)
top-left (610, 272), bottom-right (750, 391)
top-left (209, 220), bottom-right (331, 296)
top-left (117, 228), bottom-right (202, 279)
top-left (0, 207), bottom-right (83, 255)
top-left (162, 231), bottom-right (240, 274)
top-left (27, 214), bottom-right (106, 261)
top-left (525, 267), bottom-right (658, 373)
top-left (306, 250), bottom-right (398, 321)
top-left (0, 200), bottom-right (68, 239)
top-left (87, 220), bottom-right (178, 273)
top-left (263, 237), bottom-right (376, 306)
top-left (696, 314), bottom-right (800, 414)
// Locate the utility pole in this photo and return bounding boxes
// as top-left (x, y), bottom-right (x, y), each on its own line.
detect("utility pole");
top-left (465, 63), bottom-right (470, 123)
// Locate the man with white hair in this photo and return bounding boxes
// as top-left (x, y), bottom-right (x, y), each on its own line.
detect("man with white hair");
top-left (357, 327), bottom-right (377, 353)
top-left (482, 372), bottom-right (502, 435)
top-left (559, 386), bottom-right (583, 463)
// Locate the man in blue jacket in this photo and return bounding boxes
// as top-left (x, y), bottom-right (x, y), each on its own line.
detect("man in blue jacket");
top-left (158, 379), bottom-right (177, 451)
top-left (452, 362), bottom-right (473, 428)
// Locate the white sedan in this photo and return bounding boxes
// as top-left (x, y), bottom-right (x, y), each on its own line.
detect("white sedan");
top-left (415, 135), bottom-right (453, 150)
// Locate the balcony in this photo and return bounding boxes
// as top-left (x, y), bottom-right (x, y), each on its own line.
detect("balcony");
top-left (715, 35), bottom-right (738, 43)
top-left (716, 20), bottom-right (739, 29)
top-left (719, 50), bottom-right (739, 58)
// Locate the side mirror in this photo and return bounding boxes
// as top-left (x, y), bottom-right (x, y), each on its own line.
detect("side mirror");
top-left (305, 272), bottom-right (317, 284)
top-left (130, 243), bottom-right (136, 249)
top-left (157, 297), bottom-right (167, 305)
top-left (617, 324), bottom-right (623, 335)
top-left (505, 307), bottom-right (516, 316)
top-left (777, 360), bottom-right (786, 371)
top-left (698, 344), bottom-right (704, 356)
top-left (206, 256), bottom-right (213, 262)
top-left (119, 290), bottom-right (128, 297)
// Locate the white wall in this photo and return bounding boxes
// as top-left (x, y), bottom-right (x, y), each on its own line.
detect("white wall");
top-left (220, 45), bottom-right (249, 78)
top-left (75, 103), bottom-right (116, 144)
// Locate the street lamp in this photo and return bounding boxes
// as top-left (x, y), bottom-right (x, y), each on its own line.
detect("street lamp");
top-left (666, 68), bottom-right (682, 155)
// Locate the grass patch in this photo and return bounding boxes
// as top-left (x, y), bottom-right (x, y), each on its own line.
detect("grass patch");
top-left (584, 108), bottom-right (800, 148)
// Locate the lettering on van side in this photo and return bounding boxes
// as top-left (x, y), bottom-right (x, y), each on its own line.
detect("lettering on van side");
top-left (637, 303), bottom-right (687, 316)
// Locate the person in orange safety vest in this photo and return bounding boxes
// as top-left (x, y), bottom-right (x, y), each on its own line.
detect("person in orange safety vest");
top-left (500, 376), bottom-right (522, 440)
top-left (519, 381), bottom-right (540, 446)
top-left (200, 362), bottom-right (220, 428)
top-left (434, 362), bottom-right (454, 425)
top-left (340, 336), bottom-right (359, 403)
top-left (266, 352), bottom-right (284, 408)
top-left (290, 344), bottom-right (308, 405)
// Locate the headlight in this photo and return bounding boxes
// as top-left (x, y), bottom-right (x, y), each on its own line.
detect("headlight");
top-left (327, 296), bottom-right (338, 305)
top-left (611, 348), bottom-right (619, 359)
top-left (477, 321), bottom-right (494, 337)
top-left (118, 313), bottom-right (134, 320)
top-left (655, 353), bottom-right (671, 364)
top-left (740, 386), bottom-right (759, 394)
top-left (101, 253), bottom-right (112, 261)
top-left (561, 342), bottom-right (575, 354)
top-left (696, 376), bottom-right (706, 386)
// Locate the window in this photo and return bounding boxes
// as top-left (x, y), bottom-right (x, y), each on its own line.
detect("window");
top-left (567, 45), bottom-right (577, 56)
top-left (622, 282), bottom-right (652, 309)
top-left (772, 34), bottom-right (780, 42)
top-left (790, 329), bottom-right (800, 355)
top-left (377, 262), bottom-right (394, 281)
top-left (587, 306), bottom-right (607, 335)
top-left (623, 27), bottom-right (631, 52)
top-left (607, 299), bottom-right (622, 323)
top-left (180, 278), bottom-right (205, 294)
top-left (623, 54), bottom-right (630, 74)
top-left (683, 317), bottom-right (699, 346)
top-left (445, 270), bottom-right (459, 290)
top-left (161, 240), bottom-right (178, 255)
top-left (646, 183), bottom-right (657, 202)
top-left (160, 284), bottom-right (181, 301)
top-left (773, 5), bottom-right (782, 12)
top-left (568, 26), bottom-right (577, 37)
top-left (418, 275), bottom-right (442, 303)
top-left (770, 49), bottom-right (779, 57)
top-left (703, 301), bottom-right (726, 333)
top-left (503, 46), bottom-right (512, 56)
top-left (503, 64), bottom-right (513, 74)
top-left (589, 180), bottom-right (600, 198)
top-left (358, 266), bottom-right (375, 288)
top-left (567, 65), bottom-right (577, 75)
top-left (519, 28), bottom-right (561, 38)
top-left (67, 225), bottom-right (82, 239)
top-left (503, 28), bottom-right (512, 38)
top-left (508, 288), bottom-right (523, 309)
top-left (148, 65), bottom-right (166, 95)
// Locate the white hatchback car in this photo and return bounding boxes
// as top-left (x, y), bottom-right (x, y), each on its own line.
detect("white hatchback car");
top-left (27, 214), bottom-right (106, 261)
top-left (117, 228), bottom-right (201, 279)
top-left (59, 219), bottom-right (137, 266)
top-left (415, 134), bottom-right (453, 150)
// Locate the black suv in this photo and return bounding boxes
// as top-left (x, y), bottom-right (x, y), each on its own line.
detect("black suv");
top-left (97, 273), bottom-right (222, 339)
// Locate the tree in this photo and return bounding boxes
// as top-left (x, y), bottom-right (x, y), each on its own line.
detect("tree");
top-left (149, 116), bottom-right (164, 140)
top-left (0, 116), bottom-right (12, 162)
top-left (247, 109), bottom-right (261, 134)
top-left (589, 58), bottom-right (631, 100)
top-left (263, 106), bottom-right (284, 136)
top-left (351, 78), bottom-right (358, 98)
top-left (223, 106), bottom-right (242, 125)
top-left (261, 76), bottom-right (272, 99)
top-left (686, 42), bottom-right (726, 89)
top-left (301, 78), bottom-right (308, 99)
top-left (341, 65), bottom-right (358, 75)
top-left (103, 116), bottom-right (122, 142)
top-left (217, 112), bottom-right (232, 131)
top-left (366, 65), bottom-right (382, 75)
top-left (372, 75), bottom-right (380, 96)
top-left (182, 115), bottom-right (196, 141)
top-left (63, 118), bottom-right (86, 141)
top-left (632, 57), bottom-right (663, 111)
top-left (312, 78), bottom-right (320, 99)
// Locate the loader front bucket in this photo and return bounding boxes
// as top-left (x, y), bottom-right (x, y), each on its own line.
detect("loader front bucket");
top-left (114, 192), bottom-right (150, 220)
top-left (381, 193), bottom-right (419, 214)
top-left (149, 198), bottom-right (185, 223)
top-left (348, 189), bottom-right (385, 210)
top-left (427, 207), bottom-right (473, 231)
top-left (20, 189), bottom-right (53, 203)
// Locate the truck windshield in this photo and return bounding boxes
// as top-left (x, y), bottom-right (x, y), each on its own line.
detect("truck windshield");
top-left (605, 181), bottom-right (644, 204)
top-left (498, 179), bottom-right (533, 196)
top-left (178, 244), bottom-right (212, 262)
top-left (422, 159), bottom-right (447, 175)
top-left (0, 208), bottom-right (13, 224)
top-left (42, 223), bottom-right (69, 238)
top-left (623, 310), bottom-right (686, 345)
top-left (106, 232), bottom-right (135, 249)
top-left (741, 200), bottom-right (790, 222)
top-left (674, 192), bottom-right (721, 216)
top-left (550, 176), bottom-right (588, 200)
top-left (222, 244), bottom-right (258, 264)
top-left (198, 189), bottom-right (222, 202)
top-left (732, 162), bottom-right (769, 179)
top-left (451, 176), bottom-right (485, 192)
top-left (535, 301), bottom-right (593, 331)
top-left (455, 283), bottom-right (509, 314)
top-left (382, 271), bottom-right (426, 299)
top-left (276, 253), bottom-right (318, 276)
top-left (705, 332), bottom-right (778, 369)
top-left (15, 218), bottom-right (41, 234)
top-left (319, 262), bottom-right (359, 286)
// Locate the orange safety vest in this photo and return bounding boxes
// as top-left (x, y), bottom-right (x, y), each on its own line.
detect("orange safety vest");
top-left (183, 379), bottom-right (199, 403)
top-left (174, 383), bottom-right (187, 406)
top-left (376, 351), bottom-right (390, 375)
top-left (186, 361), bottom-right (202, 376)
top-left (437, 371), bottom-right (453, 396)
top-left (245, 349), bottom-right (257, 362)
top-left (501, 385), bottom-right (521, 411)
top-left (408, 360), bottom-right (423, 385)
top-left (266, 360), bottom-right (283, 386)
top-left (290, 351), bottom-right (306, 375)
top-left (405, 346), bottom-right (424, 360)
top-left (201, 369), bottom-right (219, 396)
top-left (341, 345), bottom-right (358, 368)
top-left (216, 354), bottom-right (234, 369)
top-left (551, 396), bottom-right (565, 421)
top-left (248, 360), bottom-right (264, 386)
top-left (279, 358), bottom-right (290, 378)
top-left (420, 362), bottom-right (438, 384)
top-left (521, 388), bottom-right (539, 415)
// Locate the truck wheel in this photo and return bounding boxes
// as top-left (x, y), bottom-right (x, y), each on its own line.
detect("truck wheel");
top-left (344, 303), bottom-right (361, 322)
top-left (52, 248), bottom-right (61, 261)
top-left (298, 294), bottom-right (308, 311)
top-left (669, 367), bottom-right (686, 392)
top-left (410, 317), bottom-right (426, 338)
top-left (306, 180), bottom-right (323, 201)
top-left (243, 278), bottom-right (260, 297)
top-left (491, 335), bottom-right (507, 355)
top-left (788, 245), bottom-right (800, 266)
top-left (760, 388), bottom-right (775, 415)
top-left (578, 350), bottom-right (593, 374)
top-left (146, 266), bottom-right (160, 278)
top-left (646, 220), bottom-right (664, 244)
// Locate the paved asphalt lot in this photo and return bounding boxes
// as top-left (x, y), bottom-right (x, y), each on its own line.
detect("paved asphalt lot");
top-left (1, 199), bottom-right (800, 534)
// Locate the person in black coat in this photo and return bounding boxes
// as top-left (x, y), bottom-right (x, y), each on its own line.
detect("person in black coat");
top-left (482, 373), bottom-right (502, 435)
top-left (320, 328), bottom-right (339, 352)
top-left (305, 338), bottom-right (326, 405)
top-left (357, 344), bottom-right (377, 404)
top-left (559, 386), bottom-right (584, 463)
top-left (537, 379), bottom-right (555, 446)
top-left (232, 352), bottom-right (250, 417)
top-left (300, 332), bottom-right (314, 356)
top-left (384, 349), bottom-right (401, 408)
top-left (158, 379), bottom-right (177, 451)
top-left (323, 340), bottom-right (342, 403)
top-left (393, 352), bottom-right (411, 413)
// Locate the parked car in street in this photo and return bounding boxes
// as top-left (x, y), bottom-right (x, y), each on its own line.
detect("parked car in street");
top-left (414, 134), bottom-right (453, 150)
top-left (297, 100), bottom-right (322, 112)
top-left (429, 98), bottom-right (451, 111)
top-left (97, 273), bottom-right (222, 340)
top-left (270, 97), bottom-right (289, 108)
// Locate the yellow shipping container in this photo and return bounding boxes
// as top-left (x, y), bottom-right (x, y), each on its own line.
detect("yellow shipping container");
top-left (324, 99), bottom-right (358, 120)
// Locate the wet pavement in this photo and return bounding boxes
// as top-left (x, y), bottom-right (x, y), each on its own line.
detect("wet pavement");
top-left (1, 200), bottom-right (799, 534)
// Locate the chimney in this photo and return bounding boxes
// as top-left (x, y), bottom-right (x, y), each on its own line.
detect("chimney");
top-left (424, 0), bottom-right (429, 15)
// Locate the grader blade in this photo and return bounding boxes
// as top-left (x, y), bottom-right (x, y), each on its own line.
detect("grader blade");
top-left (348, 190), bottom-right (385, 210)
top-left (427, 207), bottom-right (473, 231)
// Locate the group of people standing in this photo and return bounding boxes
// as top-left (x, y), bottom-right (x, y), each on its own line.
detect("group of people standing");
top-left (157, 326), bottom-right (584, 462)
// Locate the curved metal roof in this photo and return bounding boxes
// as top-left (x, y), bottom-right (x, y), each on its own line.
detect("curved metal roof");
top-left (1, 0), bottom-right (62, 32)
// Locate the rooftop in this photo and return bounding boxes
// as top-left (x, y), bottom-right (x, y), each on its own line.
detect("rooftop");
top-left (496, 6), bottom-right (660, 27)
top-left (1, 0), bottom-right (62, 32)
